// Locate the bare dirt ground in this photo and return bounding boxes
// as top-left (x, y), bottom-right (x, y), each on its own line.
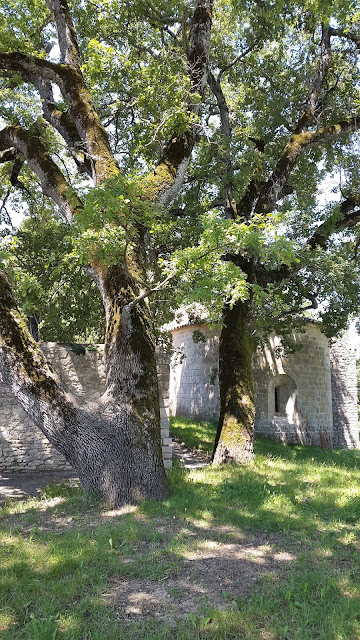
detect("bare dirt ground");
top-left (0, 470), bottom-right (80, 504)
top-left (102, 527), bottom-right (297, 624)
top-left (2, 492), bottom-right (299, 625)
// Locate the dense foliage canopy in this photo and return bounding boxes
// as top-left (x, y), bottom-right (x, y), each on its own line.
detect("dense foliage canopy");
top-left (1, 0), bottom-right (360, 481)
top-left (1, 0), bottom-right (360, 341)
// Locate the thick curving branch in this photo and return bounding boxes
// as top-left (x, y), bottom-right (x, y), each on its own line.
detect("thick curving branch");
top-left (329, 26), bottom-right (360, 49)
top-left (207, 71), bottom-right (230, 137)
top-left (0, 51), bottom-right (118, 183)
top-left (254, 115), bottom-right (360, 215)
top-left (0, 125), bottom-right (83, 222)
top-left (36, 78), bottom-right (92, 176)
top-left (308, 194), bottom-right (360, 249)
top-left (0, 271), bottom-right (79, 458)
top-left (46, 0), bottom-right (81, 67)
top-left (253, 195), bottom-right (360, 292)
top-left (144, 0), bottom-right (213, 206)
top-left (0, 148), bottom-right (18, 163)
top-left (207, 70), bottom-right (237, 219)
top-left (0, 51), bottom-right (68, 89)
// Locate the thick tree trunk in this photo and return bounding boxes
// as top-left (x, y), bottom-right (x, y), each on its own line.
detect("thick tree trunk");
top-left (212, 299), bottom-right (255, 464)
top-left (0, 270), bottom-right (169, 505)
top-left (0, 0), bottom-right (215, 506)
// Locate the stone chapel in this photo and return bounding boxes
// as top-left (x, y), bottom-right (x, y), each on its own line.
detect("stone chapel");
top-left (0, 320), bottom-right (358, 473)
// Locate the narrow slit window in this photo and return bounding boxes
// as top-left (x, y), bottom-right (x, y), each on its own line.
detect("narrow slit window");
top-left (270, 374), bottom-right (297, 421)
top-left (275, 386), bottom-right (280, 413)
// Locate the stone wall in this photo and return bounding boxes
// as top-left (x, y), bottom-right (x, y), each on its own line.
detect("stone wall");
top-left (330, 341), bottom-right (359, 448)
top-left (1, 326), bottom-right (357, 471)
top-left (0, 343), bottom-right (172, 472)
top-left (168, 323), bottom-right (359, 449)
top-left (169, 324), bottom-right (220, 421)
top-left (253, 326), bottom-right (334, 447)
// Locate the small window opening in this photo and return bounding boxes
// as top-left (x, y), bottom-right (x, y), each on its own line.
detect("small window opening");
top-left (274, 386), bottom-right (280, 413)
top-left (271, 374), bottom-right (297, 421)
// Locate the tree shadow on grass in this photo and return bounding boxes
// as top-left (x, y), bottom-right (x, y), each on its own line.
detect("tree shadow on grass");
top-left (140, 459), bottom-right (360, 537)
top-left (0, 473), bottom-right (359, 640)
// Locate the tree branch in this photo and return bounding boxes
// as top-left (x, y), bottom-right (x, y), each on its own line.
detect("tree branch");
top-left (0, 51), bottom-right (67, 86)
top-left (8, 157), bottom-right (32, 198)
top-left (253, 115), bottom-right (359, 216)
top-left (0, 148), bottom-right (17, 164)
top-left (218, 42), bottom-right (260, 80)
top-left (46, 0), bottom-right (81, 67)
top-left (207, 71), bottom-right (230, 136)
top-left (253, 195), bottom-right (360, 294)
top-left (144, 0), bottom-right (213, 207)
top-left (207, 70), bottom-right (238, 219)
top-left (36, 79), bottom-right (92, 175)
top-left (329, 26), bottom-right (360, 49)
top-left (308, 195), bottom-right (360, 249)
top-left (294, 24), bottom-right (332, 134)
top-left (0, 125), bottom-right (83, 222)
top-left (124, 272), bottom-right (175, 314)
top-left (237, 25), bottom-right (333, 218)
top-left (0, 271), bottom-right (79, 456)
top-left (0, 51), bottom-right (118, 183)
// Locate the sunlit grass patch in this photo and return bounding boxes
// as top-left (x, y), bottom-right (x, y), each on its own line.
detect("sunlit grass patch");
top-left (0, 608), bottom-right (16, 633)
top-left (0, 429), bottom-right (359, 639)
top-left (170, 416), bottom-right (217, 453)
top-left (203, 567), bottom-right (360, 640)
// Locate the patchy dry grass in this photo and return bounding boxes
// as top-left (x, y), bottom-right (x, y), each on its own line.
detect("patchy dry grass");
top-left (0, 433), bottom-right (359, 639)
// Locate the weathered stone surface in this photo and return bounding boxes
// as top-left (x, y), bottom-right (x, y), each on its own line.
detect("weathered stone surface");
top-left (330, 341), bottom-right (359, 449)
top-left (169, 323), bottom-right (359, 450)
top-left (169, 324), bottom-right (220, 421)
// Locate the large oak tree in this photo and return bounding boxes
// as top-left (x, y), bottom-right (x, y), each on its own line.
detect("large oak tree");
top-left (0, 0), bottom-right (213, 505)
top-left (210, 13), bottom-right (360, 463)
top-left (151, 2), bottom-right (360, 463)
top-left (1, 0), bottom-right (360, 495)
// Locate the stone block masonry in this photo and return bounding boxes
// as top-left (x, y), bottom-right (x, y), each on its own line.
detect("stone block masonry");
top-left (169, 324), bottom-right (220, 421)
top-left (330, 341), bottom-right (359, 448)
top-left (0, 343), bottom-right (172, 472)
top-left (169, 322), bottom-right (359, 450)
top-left (253, 326), bottom-right (334, 447)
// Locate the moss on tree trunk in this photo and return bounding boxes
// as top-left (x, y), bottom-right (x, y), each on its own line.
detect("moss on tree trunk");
top-left (0, 270), bottom-right (169, 505)
top-left (212, 299), bottom-right (255, 464)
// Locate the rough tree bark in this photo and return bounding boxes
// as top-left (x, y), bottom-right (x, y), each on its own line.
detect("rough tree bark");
top-left (0, 0), bottom-right (213, 505)
top-left (212, 299), bottom-right (255, 464)
top-left (0, 270), bottom-right (169, 504)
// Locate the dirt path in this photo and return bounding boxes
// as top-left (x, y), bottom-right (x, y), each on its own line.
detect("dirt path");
top-left (171, 433), bottom-right (210, 468)
top-left (0, 471), bottom-right (80, 504)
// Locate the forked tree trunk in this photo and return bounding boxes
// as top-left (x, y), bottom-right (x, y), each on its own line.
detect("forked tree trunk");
top-left (0, 270), bottom-right (169, 505)
top-left (212, 299), bottom-right (255, 464)
top-left (0, 0), bottom-right (214, 506)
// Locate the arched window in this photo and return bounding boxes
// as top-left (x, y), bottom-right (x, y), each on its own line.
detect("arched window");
top-left (270, 374), bottom-right (297, 422)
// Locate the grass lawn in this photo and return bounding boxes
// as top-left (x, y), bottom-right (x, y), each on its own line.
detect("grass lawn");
top-left (0, 423), bottom-right (359, 640)
top-left (170, 416), bottom-right (218, 455)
